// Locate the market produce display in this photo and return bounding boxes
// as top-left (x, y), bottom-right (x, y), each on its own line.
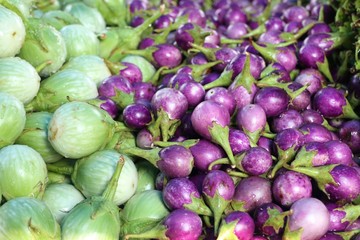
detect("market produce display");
top-left (0, 0), bottom-right (360, 239)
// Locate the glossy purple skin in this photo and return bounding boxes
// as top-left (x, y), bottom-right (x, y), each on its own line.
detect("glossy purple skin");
top-left (204, 87), bottom-right (236, 116)
top-left (129, 0), bottom-right (147, 13)
top-left (299, 142), bottom-right (330, 166)
top-left (319, 233), bottom-right (343, 240)
top-left (304, 33), bottom-right (334, 53)
top-left (180, 8), bottom-right (206, 28)
top-left (265, 17), bottom-right (285, 31)
top-left (283, 6), bottom-right (309, 23)
top-left (313, 87), bottom-right (346, 118)
top-left (119, 62), bottom-right (143, 84)
top-left (136, 128), bottom-right (159, 149)
top-left (153, 44), bottom-right (182, 68)
top-left (98, 96), bottom-right (119, 119)
top-left (236, 104), bottom-right (267, 133)
top-left (257, 137), bottom-right (274, 155)
top-left (204, 28), bottom-right (221, 46)
top-left (168, 72), bottom-right (194, 89)
top-left (239, 147), bottom-right (272, 176)
top-left (232, 176), bottom-right (272, 212)
top-left (202, 170), bottom-right (235, 200)
top-left (299, 123), bottom-right (333, 144)
top-left (225, 22), bottom-right (248, 39)
top-left (153, 14), bottom-right (172, 30)
top-left (274, 128), bottom-right (303, 152)
top-left (299, 44), bottom-right (325, 68)
top-left (138, 37), bottom-right (155, 49)
top-left (309, 23), bottom-right (332, 35)
top-left (229, 128), bottom-right (251, 155)
top-left (122, 103), bottom-right (152, 129)
top-left (179, 81), bottom-right (205, 108)
top-left (98, 75), bottom-right (133, 98)
top-left (339, 120), bottom-right (360, 154)
top-left (272, 109), bottom-right (304, 133)
top-left (130, 15), bottom-right (144, 27)
top-left (284, 21), bottom-right (302, 33)
top-left (254, 203), bottom-right (283, 236)
top-left (301, 109), bottom-right (324, 125)
top-left (296, 68), bottom-right (325, 92)
top-left (226, 53), bottom-right (265, 79)
top-left (213, 47), bottom-right (238, 72)
top-left (163, 177), bottom-right (201, 210)
top-left (175, 23), bottom-right (195, 51)
top-left (151, 87), bottom-right (188, 120)
top-left (224, 211), bottom-right (255, 240)
top-left (164, 209), bottom-right (203, 240)
top-left (190, 139), bottom-right (224, 172)
top-left (191, 100), bottom-right (231, 140)
top-left (190, 52), bottom-right (208, 65)
top-left (157, 145), bottom-right (194, 178)
top-left (272, 171), bottom-right (312, 207)
top-left (288, 198), bottom-right (330, 240)
top-left (325, 202), bottom-right (349, 231)
top-left (229, 83), bottom-right (258, 110)
top-left (258, 30), bottom-right (284, 45)
top-left (274, 47), bottom-right (297, 72)
top-left (223, 6), bottom-right (247, 26)
top-left (325, 140), bottom-right (353, 165)
top-left (133, 82), bottom-right (156, 102)
top-left (325, 165), bottom-right (360, 202)
top-left (200, 72), bottom-right (220, 85)
top-left (254, 87), bottom-right (289, 117)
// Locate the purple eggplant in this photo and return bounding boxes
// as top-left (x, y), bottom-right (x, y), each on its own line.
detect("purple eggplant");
top-left (118, 62), bottom-right (143, 84)
top-left (225, 22), bottom-right (248, 39)
top-left (149, 87), bottom-right (188, 141)
top-left (231, 176), bottom-right (272, 212)
top-left (272, 170), bottom-right (312, 207)
top-left (313, 86), bottom-right (359, 119)
top-left (89, 96), bottom-right (119, 119)
top-left (124, 209), bottom-right (203, 240)
top-left (339, 120), bottom-right (360, 154)
top-left (175, 23), bottom-right (209, 51)
top-left (254, 203), bottom-right (285, 236)
top-left (190, 139), bottom-right (225, 172)
top-left (301, 109), bottom-right (336, 132)
top-left (325, 140), bottom-right (354, 166)
top-left (162, 177), bottom-right (212, 216)
top-left (299, 123), bottom-right (333, 144)
top-left (283, 197), bottom-right (329, 240)
top-left (204, 87), bottom-right (236, 116)
top-left (202, 170), bottom-right (235, 235)
top-left (254, 86), bottom-right (289, 118)
top-left (287, 82), bottom-right (312, 111)
top-left (235, 147), bottom-right (272, 176)
top-left (157, 145), bottom-right (194, 178)
top-left (168, 72), bottom-right (194, 88)
top-left (180, 8), bottom-right (207, 28)
top-left (287, 164), bottom-right (360, 203)
top-left (236, 104), bottom-right (267, 146)
top-left (294, 68), bottom-right (325, 95)
top-left (122, 103), bottom-right (152, 129)
top-left (179, 81), bottom-right (205, 108)
top-left (222, 5), bottom-right (247, 26)
top-left (291, 142), bottom-right (330, 167)
top-left (298, 43), bottom-right (334, 82)
top-left (217, 211), bottom-right (255, 240)
top-left (136, 128), bottom-right (159, 149)
top-left (153, 14), bottom-right (173, 30)
top-left (229, 128), bottom-right (251, 155)
top-left (132, 82), bottom-right (156, 103)
top-left (191, 100), bottom-right (235, 166)
top-left (271, 109), bottom-right (304, 133)
top-left (265, 17), bottom-right (285, 31)
top-left (283, 6), bottom-right (309, 23)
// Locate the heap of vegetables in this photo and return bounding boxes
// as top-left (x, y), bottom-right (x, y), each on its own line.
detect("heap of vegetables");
top-left (0, 0), bottom-right (360, 239)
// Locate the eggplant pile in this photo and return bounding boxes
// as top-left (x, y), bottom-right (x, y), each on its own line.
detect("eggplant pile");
top-left (0, 0), bottom-right (360, 239)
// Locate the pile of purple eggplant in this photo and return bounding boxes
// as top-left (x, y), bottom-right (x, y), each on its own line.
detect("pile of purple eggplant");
top-left (95, 0), bottom-right (360, 239)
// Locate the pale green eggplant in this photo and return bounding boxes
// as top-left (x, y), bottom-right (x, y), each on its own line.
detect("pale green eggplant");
top-left (120, 190), bottom-right (170, 236)
top-left (18, 18), bottom-right (67, 77)
top-left (60, 55), bottom-right (111, 86)
top-left (47, 101), bottom-right (126, 159)
top-left (64, 2), bottom-right (106, 33)
top-left (43, 183), bottom-right (85, 223)
top-left (0, 91), bottom-right (26, 148)
top-left (60, 24), bottom-right (100, 61)
top-left (15, 111), bottom-right (63, 163)
top-left (71, 149), bottom-right (138, 205)
top-left (0, 57), bottom-right (40, 104)
top-left (0, 0), bottom-right (34, 19)
top-left (25, 69), bottom-right (98, 113)
top-left (0, 6), bottom-right (25, 58)
top-left (41, 10), bottom-right (81, 30)
top-left (0, 145), bottom-right (47, 200)
top-left (0, 197), bottom-right (61, 240)
top-left (61, 159), bottom-right (124, 240)
top-left (135, 160), bottom-right (159, 194)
